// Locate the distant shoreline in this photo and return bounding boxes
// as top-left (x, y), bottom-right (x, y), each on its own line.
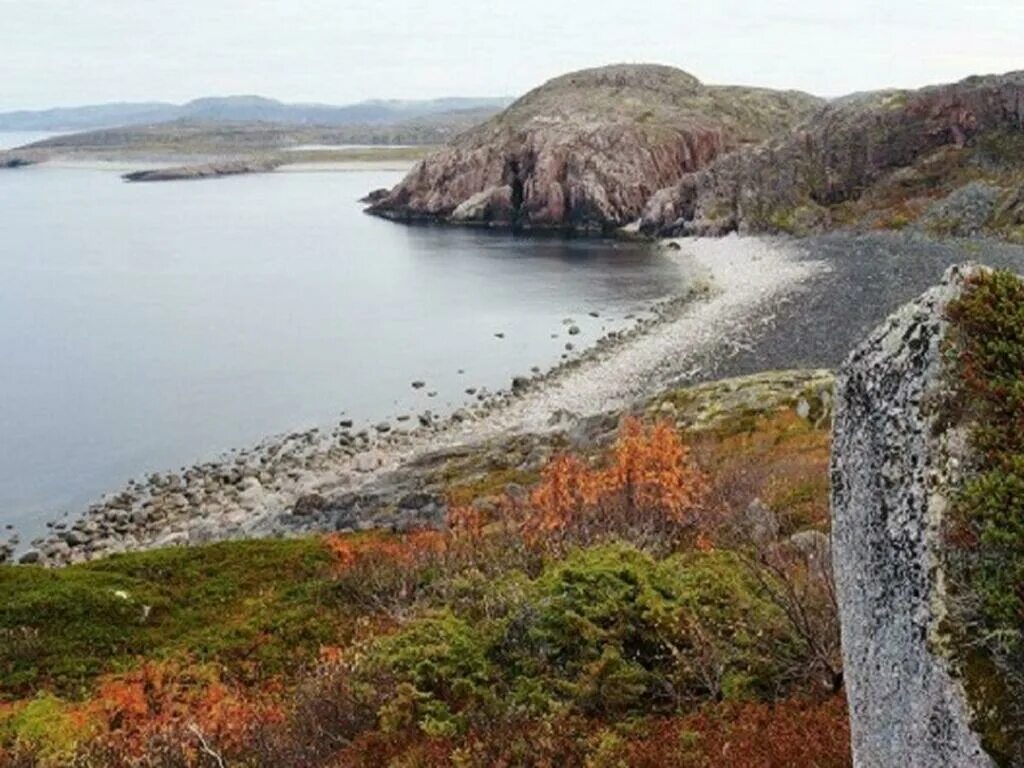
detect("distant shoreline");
top-left (0, 144), bottom-right (430, 179)
top-left (3, 157), bottom-right (419, 173)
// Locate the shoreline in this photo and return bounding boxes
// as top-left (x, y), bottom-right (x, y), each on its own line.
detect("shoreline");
top-left (7, 236), bottom-right (825, 566)
top-left (0, 144), bottom-right (429, 178)
top-left (6, 156), bottom-right (419, 175)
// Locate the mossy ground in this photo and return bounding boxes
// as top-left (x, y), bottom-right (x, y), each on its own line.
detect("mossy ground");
top-left (945, 269), bottom-right (1024, 764)
top-left (0, 539), bottom-right (340, 700)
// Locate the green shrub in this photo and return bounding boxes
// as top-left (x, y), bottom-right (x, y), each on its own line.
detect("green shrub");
top-left (357, 611), bottom-right (500, 737)
top-left (945, 268), bottom-right (1024, 762)
top-left (0, 693), bottom-right (90, 764)
top-left (358, 542), bottom-right (802, 734)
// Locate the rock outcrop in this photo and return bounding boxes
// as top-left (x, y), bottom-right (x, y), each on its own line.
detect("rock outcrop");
top-left (0, 154), bottom-right (36, 168)
top-left (642, 71), bottom-right (1024, 237)
top-left (366, 64), bottom-right (821, 233)
top-left (122, 157), bottom-right (284, 182)
top-left (831, 264), bottom-right (998, 767)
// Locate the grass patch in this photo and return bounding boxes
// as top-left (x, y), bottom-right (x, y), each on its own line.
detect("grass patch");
top-left (445, 467), bottom-right (539, 506)
top-left (695, 409), bottom-right (832, 534)
top-left (0, 538), bottom-right (339, 699)
top-left (277, 145), bottom-right (433, 165)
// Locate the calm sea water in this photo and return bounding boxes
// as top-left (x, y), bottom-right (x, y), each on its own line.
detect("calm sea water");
top-left (0, 154), bottom-right (683, 539)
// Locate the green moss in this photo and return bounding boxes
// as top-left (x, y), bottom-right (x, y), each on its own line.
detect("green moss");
top-left (0, 538), bottom-right (339, 699)
top-left (880, 91), bottom-right (910, 110)
top-left (881, 212), bottom-right (912, 230)
top-left (0, 693), bottom-right (92, 763)
top-left (445, 466), bottom-right (539, 505)
top-left (974, 131), bottom-right (1024, 171)
top-left (944, 269), bottom-right (1024, 762)
top-left (924, 215), bottom-right (964, 238)
top-left (768, 208), bottom-right (799, 234)
top-left (765, 204), bottom-right (826, 236)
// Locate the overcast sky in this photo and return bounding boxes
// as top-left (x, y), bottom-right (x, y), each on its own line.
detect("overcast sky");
top-left (2, 0), bottom-right (1022, 111)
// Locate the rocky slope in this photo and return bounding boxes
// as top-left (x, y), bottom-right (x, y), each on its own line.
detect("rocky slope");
top-left (642, 71), bottom-right (1024, 239)
top-left (832, 264), bottom-right (1018, 767)
top-left (365, 64), bottom-right (821, 233)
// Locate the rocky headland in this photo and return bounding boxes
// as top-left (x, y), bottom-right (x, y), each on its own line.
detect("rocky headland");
top-left (365, 64), bottom-right (821, 232)
top-left (641, 71), bottom-right (1024, 240)
top-left (362, 66), bottom-right (1023, 242)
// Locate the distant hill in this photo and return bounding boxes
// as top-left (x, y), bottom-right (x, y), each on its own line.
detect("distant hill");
top-left (367, 64), bottom-right (822, 232)
top-left (0, 106), bottom-right (503, 165)
top-left (0, 95), bottom-right (514, 131)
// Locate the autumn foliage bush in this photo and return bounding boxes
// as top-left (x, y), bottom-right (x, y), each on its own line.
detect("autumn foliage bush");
top-left (449, 417), bottom-right (711, 554)
top-left (0, 661), bottom-right (278, 767)
top-left (325, 530), bottom-right (448, 615)
top-left (0, 410), bottom-right (850, 767)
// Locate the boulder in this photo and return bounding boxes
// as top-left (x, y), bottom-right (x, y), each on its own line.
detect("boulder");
top-left (831, 264), bottom-right (997, 767)
top-left (450, 185), bottom-right (514, 223)
top-left (18, 550), bottom-right (41, 565)
top-left (292, 493), bottom-right (327, 517)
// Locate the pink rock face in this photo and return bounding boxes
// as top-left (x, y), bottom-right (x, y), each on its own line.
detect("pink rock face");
top-left (366, 64), bottom-right (821, 233)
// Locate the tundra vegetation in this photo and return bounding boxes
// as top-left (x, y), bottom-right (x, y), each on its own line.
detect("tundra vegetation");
top-left (945, 269), bottom-right (1024, 765)
top-left (0, 387), bottom-right (848, 766)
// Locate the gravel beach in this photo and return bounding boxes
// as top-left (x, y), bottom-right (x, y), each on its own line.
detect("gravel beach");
top-left (13, 231), bottom-right (1024, 565)
top-left (10, 235), bottom-right (817, 564)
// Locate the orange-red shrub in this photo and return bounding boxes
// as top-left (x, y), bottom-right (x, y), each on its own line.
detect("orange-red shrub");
top-left (324, 530), bottom-right (446, 573)
top-left (519, 417), bottom-right (709, 551)
top-left (81, 661), bottom-right (279, 766)
top-left (324, 531), bottom-right (448, 614)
